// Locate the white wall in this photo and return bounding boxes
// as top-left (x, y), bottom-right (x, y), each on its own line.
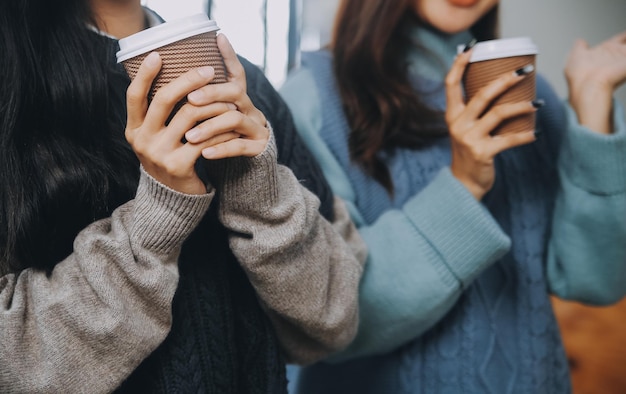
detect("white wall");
top-left (500, 0), bottom-right (626, 113)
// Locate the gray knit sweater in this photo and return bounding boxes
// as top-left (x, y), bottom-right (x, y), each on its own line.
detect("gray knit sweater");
top-left (0, 129), bottom-right (366, 393)
top-left (1, 169), bottom-right (212, 392)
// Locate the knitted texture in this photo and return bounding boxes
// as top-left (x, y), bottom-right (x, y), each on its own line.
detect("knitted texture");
top-left (295, 50), bottom-right (571, 394)
top-left (116, 214), bottom-right (287, 394)
top-left (113, 51), bottom-right (334, 393)
top-left (245, 57), bottom-right (335, 222)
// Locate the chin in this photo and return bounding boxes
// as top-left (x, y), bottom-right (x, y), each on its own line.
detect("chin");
top-left (440, 27), bottom-right (468, 34)
top-left (416, 3), bottom-right (492, 35)
top-left (429, 22), bottom-right (473, 35)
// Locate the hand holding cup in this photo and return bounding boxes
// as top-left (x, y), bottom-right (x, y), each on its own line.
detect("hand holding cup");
top-left (125, 52), bottom-right (239, 195)
top-left (446, 38), bottom-right (542, 200)
top-left (183, 34), bottom-right (270, 160)
top-left (117, 14), bottom-right (269, 193)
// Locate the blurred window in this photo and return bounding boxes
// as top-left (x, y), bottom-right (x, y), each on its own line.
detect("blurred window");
top-left (141, 0), bottom-right (339, 87)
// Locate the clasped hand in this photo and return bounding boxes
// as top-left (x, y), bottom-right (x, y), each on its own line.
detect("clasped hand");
top-left (445, 49), bottom-right (538, 201)
top-left (125, 34), bottom-right (270, 195)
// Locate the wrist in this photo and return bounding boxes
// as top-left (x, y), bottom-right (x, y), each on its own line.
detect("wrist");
top-left (568, 80), bottom-right (614, 134)
top-left (451, 170), bottom-right (487, 201)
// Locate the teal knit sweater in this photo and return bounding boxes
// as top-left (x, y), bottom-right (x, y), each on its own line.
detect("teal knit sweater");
top-left (280, 28), bottom-right (626, 394)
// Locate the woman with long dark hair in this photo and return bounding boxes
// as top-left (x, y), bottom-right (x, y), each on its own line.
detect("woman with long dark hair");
top-left (0, 0), bottom-right (366, 392)
top-left (281, 0), bottom-right (626, 392)
top-left (0, 0), bottom-right (212, 391)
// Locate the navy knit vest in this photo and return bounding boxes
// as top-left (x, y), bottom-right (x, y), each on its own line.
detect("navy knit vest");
top-left (297, 50), bottom-right (572, 394)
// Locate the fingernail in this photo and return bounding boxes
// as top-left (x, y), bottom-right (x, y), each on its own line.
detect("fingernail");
top-left (226, 103), bottom-right (237, 110)
top-left (202, 147), bottom-right (217, 159)
top-left (515, 64), bottom-right (535, 76)
top-left (188, 89), bottom-right (204, 102)
top-left (185, 128), bottom-right (200, 142)
top-left (532, 99), bottom-right (545, 108)
top-left (463, 38), bottom-right (477, 52)
top-left (145, 52), bottom-right (160, 67)
top-left (197, 66), bottom-right (214, 79)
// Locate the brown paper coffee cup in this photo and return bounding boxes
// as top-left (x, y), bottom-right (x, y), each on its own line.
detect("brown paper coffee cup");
top-left (116, 14), bottom-right (226, 118)
top-left (459, 37), bottom-right (538, 135)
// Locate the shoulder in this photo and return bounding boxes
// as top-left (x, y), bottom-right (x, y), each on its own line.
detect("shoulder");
top-left (280, 67), bottom-right (318, 102)
top-left (300, 50), bottom-right (335, 82)
top-left (280, 50), bottom-right (337, 125)
top-left (300, 49), bottom-right (333, 66)
top-left (280, 67), bottom-right (322, 139)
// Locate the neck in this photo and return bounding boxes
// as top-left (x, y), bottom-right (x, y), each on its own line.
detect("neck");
top-left (91, 0), bottom-right (145, 38)
top-left (408, 25), bottom-right (472, 81)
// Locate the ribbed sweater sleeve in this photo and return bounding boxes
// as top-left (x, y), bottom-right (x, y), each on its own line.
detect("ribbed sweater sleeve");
top-left (547, 100), bottom-right (626, 305)
top-left (202, 125), bottom-right (365, 365)
top-left (0, 168), bottom-right (213, 393)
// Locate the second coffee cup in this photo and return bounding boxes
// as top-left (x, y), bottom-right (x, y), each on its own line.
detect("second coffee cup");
top-left (459, 37), bottom-right (539, 135)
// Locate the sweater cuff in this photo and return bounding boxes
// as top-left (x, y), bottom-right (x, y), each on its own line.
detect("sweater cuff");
top-left (132, 167), bottom-right (213, 254)
top-left (201, 122), bottom-right (280, 213)
top-left (403, 168), bottom-right (511, 288)
top-left (561, 100), bottom-right (626, 195)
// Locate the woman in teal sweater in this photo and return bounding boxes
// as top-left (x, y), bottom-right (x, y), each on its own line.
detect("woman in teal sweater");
top-left (280, 0), bottom-right (626, 392)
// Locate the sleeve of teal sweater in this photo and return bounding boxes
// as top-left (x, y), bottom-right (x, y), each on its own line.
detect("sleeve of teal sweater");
top-left (547, 100), bottom-right (626, 305)
top-left (279, 69), bottom-right (511, 360)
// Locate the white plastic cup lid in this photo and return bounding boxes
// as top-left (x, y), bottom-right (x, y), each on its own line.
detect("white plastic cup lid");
top-left (116, 13), bottom-right (220, 63)
top-left (457, 37), bottom-right (538, 63)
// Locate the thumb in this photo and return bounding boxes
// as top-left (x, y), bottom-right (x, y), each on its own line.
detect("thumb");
top-left (217, 34), bottom-right (245, 84)
top-left (126, 52), bottom-right (162, 129)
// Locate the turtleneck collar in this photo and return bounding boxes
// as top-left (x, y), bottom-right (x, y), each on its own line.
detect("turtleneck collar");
top-left (407, 25), bottom-right (473, 82)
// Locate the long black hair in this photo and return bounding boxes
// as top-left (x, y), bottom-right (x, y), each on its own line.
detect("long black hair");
top-left (0, 0), bottom-right (139, 274)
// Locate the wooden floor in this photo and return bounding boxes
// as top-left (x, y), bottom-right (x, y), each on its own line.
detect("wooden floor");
top-left (552, 296), bottom-right (626, 394)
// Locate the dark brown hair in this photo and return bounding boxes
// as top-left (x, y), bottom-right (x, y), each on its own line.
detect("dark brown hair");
top-left (331, 0), bottom-right (499, 192)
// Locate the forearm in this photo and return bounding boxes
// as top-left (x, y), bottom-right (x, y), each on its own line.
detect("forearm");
top-left (568, 82), bottom-right (614, 134)
top-left (256, 195), bottom-right (366, 365)
top-left (0, 170), bottom-right (212, 393)
top-left (329, 168), bottom-right (511, 361)
top-left (207, 131), bottom-right (365, 365)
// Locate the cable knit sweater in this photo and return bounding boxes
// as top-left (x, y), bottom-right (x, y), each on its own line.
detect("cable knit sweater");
top-left (280, 27), bottom-right (626, 394)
